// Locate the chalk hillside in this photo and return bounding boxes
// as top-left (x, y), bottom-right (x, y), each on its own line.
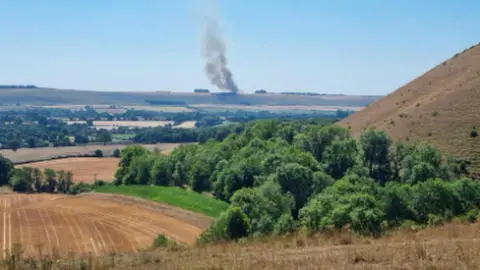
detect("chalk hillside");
top-left (339, 43), bottom-right (480, 173)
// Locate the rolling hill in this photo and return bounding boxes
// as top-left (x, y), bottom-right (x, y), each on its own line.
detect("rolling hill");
top-left (0, 87), bottom-right (380, 107)
top-left (339, 42), bottom-right (480, 173)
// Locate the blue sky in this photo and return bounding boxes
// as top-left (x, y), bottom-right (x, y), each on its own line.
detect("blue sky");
top-left (1, 0), bottom-right (479, 95)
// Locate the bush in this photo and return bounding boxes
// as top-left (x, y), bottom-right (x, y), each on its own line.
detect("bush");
top-left (113, 149), bottom-right (121, 158)
top-left (151, 234), bottom-right (170, 249)
top-left (94, 149), bottom-right (103, 157)
top-left (200, 207), bottom-right (251, 243)
top-left (69, 182), bottom-right (93, 195)
top-left (273, 213), bottom-right (297, 235)
top-left (94, 180), bottom-right (106, 187)
top-left (471, 128), bottom-right (478, 138)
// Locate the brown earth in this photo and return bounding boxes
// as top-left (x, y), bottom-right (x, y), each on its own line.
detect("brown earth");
top-left (339, 43), bottom-right (480, 173)
top-left (0, 143), bottom-right (180, 164)
top-left (16, 158), bottom-right (119, 183)
top-left (0, 193), bottom-right (212, 259)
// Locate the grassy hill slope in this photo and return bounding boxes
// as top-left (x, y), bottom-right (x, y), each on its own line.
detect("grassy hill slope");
top-left (94, 185), bottom-right (228, 218)
top-left (339, 43), bottom-right (480, 173)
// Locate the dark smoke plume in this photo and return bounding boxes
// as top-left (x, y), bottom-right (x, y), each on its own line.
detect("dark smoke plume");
top-left (202, 14), bottom-right (238, 93)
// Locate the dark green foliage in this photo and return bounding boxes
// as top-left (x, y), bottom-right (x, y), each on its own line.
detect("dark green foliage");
top-left (273, 213), bottom-right (297, 235)
top-left (471, 127), bottom-right (478, 138)
top-left (324, 138), bottom-right (358, 179)
top-left (151, 234), bottom-right (170, 249)
top-left (104, 119), bottom-right (473, 242)
top-left (0, 154), bottom-right (13, 186)
top-left (151, 155), bottom-right (172, 186)
top-left (209, 206), bottom-right (251, 241)
top-left (94, 149), bottom-right (103, 157)
top-left (360, 128), bottom-right (392, 182)
top-left (113, 149), bottom-right (121, 158)
top-left (275, 163), bottom-right (314, 217)
top-left (69, 182), bottom-right (93, 195)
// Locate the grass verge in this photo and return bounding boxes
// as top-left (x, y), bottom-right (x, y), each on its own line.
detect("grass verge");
top-left (94, 185), bottom-right (228, 218)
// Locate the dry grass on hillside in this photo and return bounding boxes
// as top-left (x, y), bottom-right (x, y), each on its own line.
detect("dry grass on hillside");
top-left (4, 221), bottom-right (480, 269)
top-left (339, 43), bottom-right (480, 173)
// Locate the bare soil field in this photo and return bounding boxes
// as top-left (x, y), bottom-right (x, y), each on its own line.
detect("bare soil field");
top-left (0, 193), bottom-right (212, 259)
top-left (0, 143), bottom-right (180, 164)
top-left (16, 158), bottom-right (119, 183)
top-left (340, 43), bottom-right (480, 173)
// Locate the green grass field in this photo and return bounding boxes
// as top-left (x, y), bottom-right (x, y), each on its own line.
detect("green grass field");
top-left (94, 185), bottom-right (228, 218)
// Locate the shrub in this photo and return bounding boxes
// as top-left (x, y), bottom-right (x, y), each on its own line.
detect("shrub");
top-left (460, 208), bottom-right (479, 223)
top-left (69, 182), bottom-right (93, 195)
top-left (113, 149), bottom-right (121, 158)
top-left (200, 206), bottom-right (251, 243)
top-left (471, 127), bottom-right (478, 138)
top-left (151, 234), bottom-right (170, 249)
top-left (95, 149), bottom-right (103, 157)
top-left (273, 213), bottom-right (297, 235)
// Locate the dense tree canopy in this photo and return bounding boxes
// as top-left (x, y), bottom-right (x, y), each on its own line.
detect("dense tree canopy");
top-left (112, 119), bottom-right (475, 242)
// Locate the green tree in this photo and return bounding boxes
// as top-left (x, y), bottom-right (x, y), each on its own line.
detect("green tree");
top-left (0, 154), bottom-right (13, 186)
top-left (113, 149), bottom-right (121, 158)
top-left (8, 140), bottom-right (21, 152)
top-left (151, 156), bottom-right (172, 186)
top-left (43, 168), bottom-right (57, 193)
top-left (172, 161), bottom-right (187, 187)
top-left (305, 125), bottom-right (350, 162)
top-left (275, 163), bottom-right (314, 217)
top-left (115, 145), bottom-right (149, 184)
top-left (32, 168), bottom-right (43, 192)
top-left (360, 128), bottom-right (392, 182)
top-left (323, 138), bottom-right (358, 179)
top-left (189, 159), bottom-right (211, 192)
top-left (97, 129), bottom-right (112, 145)
top-left (95, 149), bottom-right (103, 157)
top-left (223, 206), bottom-right (251, 240)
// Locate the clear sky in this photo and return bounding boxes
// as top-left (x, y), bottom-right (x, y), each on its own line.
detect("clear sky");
top-left (1, 0), bottom-right (479, 95)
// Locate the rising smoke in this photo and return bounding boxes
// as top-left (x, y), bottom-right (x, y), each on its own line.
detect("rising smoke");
top-left (202, 12), bottom-right (239, 93)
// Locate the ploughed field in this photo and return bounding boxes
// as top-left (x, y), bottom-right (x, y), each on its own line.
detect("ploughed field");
top-left (0, 193), bottom-right (212, 259)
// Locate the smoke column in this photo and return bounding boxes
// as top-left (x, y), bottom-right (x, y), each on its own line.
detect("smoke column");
top-left (202, 11), bottom-right (239, 93)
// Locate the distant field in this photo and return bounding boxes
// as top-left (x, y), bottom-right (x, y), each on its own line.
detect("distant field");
top-left (41, 104), bottom-right (194, 113)
top-left (0, 143), bottom-right (180, 164)
top-left (67, 120), bottom-right (175, 130)
top-left (94, 185), bottom-right (229, 218)
top-left (191, 104), bottom-right (364, 112)
top-left (17, 157), bottom-right (119, 183)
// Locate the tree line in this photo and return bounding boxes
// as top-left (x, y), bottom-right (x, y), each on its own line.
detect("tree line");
top-left (112, 119), bottom-right (478, 242)
top-left (0, 156), bottom-right (89, 194)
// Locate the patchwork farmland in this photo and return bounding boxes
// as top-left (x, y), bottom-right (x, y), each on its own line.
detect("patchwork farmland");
top-left (0, 193), bottom-right (212, 259)
top-left (16, 158), bottom-right (119, 183)
top-left (1, 143), bottom-right (181, 164)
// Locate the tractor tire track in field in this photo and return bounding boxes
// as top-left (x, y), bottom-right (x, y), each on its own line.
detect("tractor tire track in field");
top-left (0, 193), bottom-right (210, 258)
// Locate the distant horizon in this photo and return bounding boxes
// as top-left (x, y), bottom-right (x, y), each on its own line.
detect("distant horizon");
top-left (0, 84), bottom-right (384, 96)
top-left (2, 1), bottom-right (478, 95)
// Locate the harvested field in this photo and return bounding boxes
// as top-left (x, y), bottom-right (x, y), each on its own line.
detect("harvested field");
top-left (67, 120), bottom-right (174, 130)
top-left (0, 143), bottom-right (180, 164)
top-left (16, 158), bottom-right (119, 183)
top-left (0, 193), bottom-right (212, 259)
top-left (191, 104), bottom-right (364, 112)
